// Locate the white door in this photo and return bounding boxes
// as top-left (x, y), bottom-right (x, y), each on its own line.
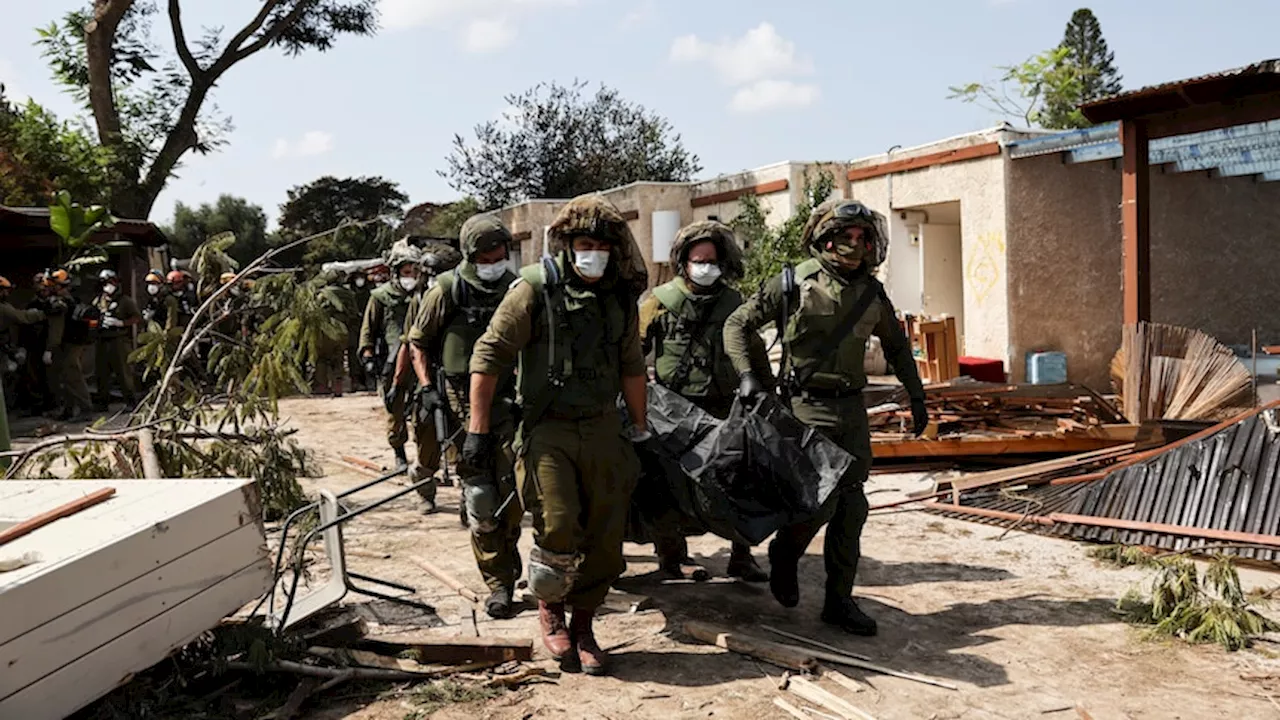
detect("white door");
top-left (919, 223), bottom-right (965, 352)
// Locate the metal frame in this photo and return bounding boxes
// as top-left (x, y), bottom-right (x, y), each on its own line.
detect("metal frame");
top-left (264, 466), bottom-right (440, 631)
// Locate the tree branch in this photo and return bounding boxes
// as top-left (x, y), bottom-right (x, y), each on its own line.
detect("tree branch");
top-left (85, 0), bottom-right (136, 148)
top-left (218, 0), bottom-right (287, 73)
top-left (229, 0), bottom-right (320, 64)
top-left (167, 0), bottom-right (203, 79)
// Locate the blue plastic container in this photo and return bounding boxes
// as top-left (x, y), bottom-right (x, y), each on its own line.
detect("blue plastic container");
top-left (1026, 351), bottom-right (1068, 385)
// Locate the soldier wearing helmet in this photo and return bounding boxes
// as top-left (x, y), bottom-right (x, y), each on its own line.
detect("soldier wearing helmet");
top-left (167, 270), bottom-right (197, 328)
top-left (141, 269), bottom-right (173, 331)
top-left (637, 220), bottom-right (773, 584)
top-left (92, 268), bottom-right (141, 409)
top-left (723, 199), bottom-right (926, 637)
top-left (0, 276), bottom-right (46, 389)
top-left (41, 268), bottom-right (94, 420)
top-left (408, 215), bottom-right (521, 619)
top-left (359, 242), bottom-right (426, 476)
top-left (467, 194), bottom-right (648, 677)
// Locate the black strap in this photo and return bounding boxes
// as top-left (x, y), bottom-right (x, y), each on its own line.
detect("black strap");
top-left (790, 278), bottom-right (885, 391)
top-left (663, 303), bottom-right (715, 393)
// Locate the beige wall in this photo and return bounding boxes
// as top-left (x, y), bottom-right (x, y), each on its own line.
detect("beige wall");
top-left (848, 153), bottom-right (1011, 367)
top-left (1007, 154), bottom-right (1280, 389)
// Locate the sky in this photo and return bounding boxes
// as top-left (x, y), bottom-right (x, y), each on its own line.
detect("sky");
top-left (2, 0), bottom-right (1279, 228)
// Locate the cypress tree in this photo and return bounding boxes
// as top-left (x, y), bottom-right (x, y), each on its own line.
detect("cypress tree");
top-left (1062, 8), bottom-right (1123, 100)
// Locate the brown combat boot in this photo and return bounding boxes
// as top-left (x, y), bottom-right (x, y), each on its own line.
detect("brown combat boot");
top-left (570, 606), bottom-right (607, 676)
top-left (538, 601), bottom-right (572, 660)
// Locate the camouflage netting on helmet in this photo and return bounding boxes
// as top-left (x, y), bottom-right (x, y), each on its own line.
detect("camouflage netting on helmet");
top-left (386, 238), bottom-right (422, 269)
top-left (548, 194), bottom-right (649, 293)
top-left (670, 220), bottom-right (745, 282)
top-left (418, 241), bottom-right (463, 275)
top-left (801, 199), bottom-right (889, 267)
top-left (458, 214), bottom-right (513, 262)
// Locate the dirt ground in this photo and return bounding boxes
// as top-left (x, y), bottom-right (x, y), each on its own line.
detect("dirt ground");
top-left (23, 392), bottom-right (1280, 720)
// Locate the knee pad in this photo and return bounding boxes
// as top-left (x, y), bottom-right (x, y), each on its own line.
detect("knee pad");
top-left (463, 479), bottom-right (500, 534)
top-left (527, 545), bottom-right (579, 603)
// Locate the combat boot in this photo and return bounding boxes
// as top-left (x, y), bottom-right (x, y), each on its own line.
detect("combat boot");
top-left (821, 593), bottom-right (878, 637)
top-left (726, 542), bottom-right (769, 583)
top-left (538, 601), bottom-right (572, 660)
top-left (570, 606), bottom-right (607, 676)
top-left (767, 538), bottom-right (800, 607)
top-left (485, 586), bottom-right (515, 619)
top-left (393, 446), bottom-right (409, 469)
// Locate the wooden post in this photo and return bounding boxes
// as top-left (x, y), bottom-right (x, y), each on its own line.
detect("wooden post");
top-left (1120, 119), bottom-right (1151, 325)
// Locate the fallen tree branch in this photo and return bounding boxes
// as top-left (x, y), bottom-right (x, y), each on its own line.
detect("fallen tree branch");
top-left (224, 658), bottom-right (496, 682)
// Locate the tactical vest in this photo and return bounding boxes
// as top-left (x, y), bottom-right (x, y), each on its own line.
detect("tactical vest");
top-left (370, 284), bottom-right (413, 359)
top-left (94, 295), bottom-right (125, 339)
top-left (651, 280), bottom-right (740, 399)
top-left (518, 264), bottom-right (629, 420)
top-left (143, 297), bottom-right (169, 328)
top-left (782, 258), bottom-right (884, 393)
top-left (435, 268), bottom-right (515, 377)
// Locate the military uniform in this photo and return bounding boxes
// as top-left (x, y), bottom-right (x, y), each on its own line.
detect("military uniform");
top-left (638, 221), bottom-right (772, 582)
top-left (409, 217), bottom-right (521, 606)
top-left (93, 293), bottom-right (140, 406)
top-left (0, 289), bottom-right (45, 412)
top-left (470, 195), bottom-right (647, 675)
top-left (46, 294), bottom-right (93, 419)
top-left (723, 200), bottom-right (925, 636)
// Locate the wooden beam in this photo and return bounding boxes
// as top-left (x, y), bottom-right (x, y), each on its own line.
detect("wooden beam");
top-left (872, 435), bottom-right (1130, 459)
top-left (1048, 513), bottom-right (1280, 548)
top-left (847, 142), bottom-right (1001, 182)
top-left (621, 209), bottom-right (640, 221)
top-left (355, 633), bottom-right (534, 664)
top-left (1145, 93), bottom-right (1280, 139)
top-left (0, 488), bottom-right (116, 546)
top-left (1121, 119), bottom-right (1151, 325)
top-left (691, 178), bottom-right (789, 208)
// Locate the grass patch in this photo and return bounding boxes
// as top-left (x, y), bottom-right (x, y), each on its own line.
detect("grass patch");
top-left (1088, 544), bottom-right (1160, 569)
top-left (404, 680), bottom-right (505, 719)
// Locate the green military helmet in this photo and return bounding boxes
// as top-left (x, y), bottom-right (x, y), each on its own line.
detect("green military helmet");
top-left (458, 214), bottom-right (512, 262)
top-left (386, 239), bottom-right (422, 271)
top-left (548, 194), bottom-right (648, 292)
top-left (801, 199), bottom-right (889, 267)
top-left (671, 220), bottom-right (745, 282)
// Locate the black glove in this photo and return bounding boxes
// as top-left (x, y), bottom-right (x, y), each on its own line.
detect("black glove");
top-left (462, 432), bottom-right (495, 470)
top-left (362, 357), bottom-right (377, 376)
top-left (738, 371), bottom-right (763, 400)
top-left (381, 382), bottom-right (399, 413)
top-left (415, 386), bottom-right (443, 426)
top-left (911, 397), bottom-right (929, 437)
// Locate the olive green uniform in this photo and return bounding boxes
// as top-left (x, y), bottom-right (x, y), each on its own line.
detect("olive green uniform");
top-left (93, 294), bottom-right (140, 404)
top-left (409, 265), bottom-right (521, 591)
top-left (45, 298), bottom-right (93, 415)
top-left (470, 261), bottom-right (644, 609)
top-left (723, 257), bottom-right (922, 601)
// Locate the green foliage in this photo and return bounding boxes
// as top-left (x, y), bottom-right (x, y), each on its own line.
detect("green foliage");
top-left (732, 168), bottom-right (836, 295)
top-left (1088, 544), bottom-right (1160, 568)
top-left (1114, 554), bottom-right (1279, 651)
top-left (47, 189), bottom-right (115, 266)
top-left (1041, 8), bottom-right (1123, 128)
top-left (948, 46), bottom-right (1094, 129)
top-left (190, 230), bottom-right (240, 298)
top-left (445, 80), bottom-right (702, 209)
top-left (0, 89), bottom-right (114, 206)
top-left (277, 176), bottom-right (407, 265)
top-left (405, 680), bottom-right (504, 719)
top-left (401, 197), bottom-right (484, 240)
top-left (166, 195), bottom-right (274, 265)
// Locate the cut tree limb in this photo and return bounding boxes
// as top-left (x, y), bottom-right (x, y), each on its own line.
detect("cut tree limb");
top-left (683, 621), bottom-right (818, 673)
top-left (409, 555), bottom-right (481, 602)
top-left (136, 429), bottom-right (162, 479)
top-left (356, 633), bottom-right (533, 664)
top-left (227, 658), bottom-right (496, 682)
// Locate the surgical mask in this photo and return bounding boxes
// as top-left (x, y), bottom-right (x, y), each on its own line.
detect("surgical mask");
top-left (355, 277), bottom-right (366, 288)
top-left (475, 262), bottom-right (507, 283)
top-left (573, 250), bottom-right (610, 280)
top-left (103, 284), bottom-right (117, 296)
top-left (399, 276), bottom-right (419, 292)
top-left (146, 284), bottom-right (160, 296)
top-left (687, 263), bottom-right (722, 288)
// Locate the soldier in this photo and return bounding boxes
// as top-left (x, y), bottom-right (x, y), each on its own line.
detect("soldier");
top-left (724, 200), bottom-right (927, 637)
top-left (347, 269), bottom-right (373, 391)
top-left (639, 221), bottom-right (771, 583)
top-left (314, 272), bottom-right (352, 397)
top-left (141, 269), bottom-right (174, 332)
top-left (167, 270), bottom-right (197, 330)
top-left (409, 215), bottom-right (521, 619)
top-left (0, 276), bottom-right (45, 403)
top-left (468, 195), bottom-right (648, 676)
top-left (360, 245), bottom-right (432, 488)
top-left (93, 269), bottom-right (142, 409)
top-left (42, 269), bottom-right (94, 421)
top-left (16, 272), bottom-right (57, 415)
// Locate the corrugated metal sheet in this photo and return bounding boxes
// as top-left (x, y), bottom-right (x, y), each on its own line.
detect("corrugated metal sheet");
top-left (1081, 59), bottom-right (1280, 123)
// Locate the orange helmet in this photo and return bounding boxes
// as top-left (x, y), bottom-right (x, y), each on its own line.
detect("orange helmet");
top-left (0, 276), bottom-right (11, 290)
top-left (145, 269), bottom-right (165, 285)
top-left (43, 268), bottom-right (71, 287)
top-left (167, 270), bottom-right (188, 288)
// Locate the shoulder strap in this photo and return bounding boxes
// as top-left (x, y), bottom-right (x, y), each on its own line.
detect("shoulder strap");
top-left (516, 258), bottom-right (566, 442)
top-left (652, 282), bottom-right (685, 314)
top-left (791, 277), bottom-right (885, 391)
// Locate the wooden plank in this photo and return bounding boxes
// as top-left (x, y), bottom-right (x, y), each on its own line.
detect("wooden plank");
top-left (1049, 512), bottom-right (1280, 548)
top-left (788, 676), bottom-right (877, 720)
top-left (0, 558), bottom-right (272, 720)
top-left (873, 435), bottom-right (1130, 459)
top-left (0, 522), bottom-right (268, 698)
top-left (946, 444), bottom-right (1135, 492)
top-left (683, 621), bottom-right (818, 672)
top-left (1121, 119), bottom-right (1151, 325)
top-left (0, 480), bottom-right (260, 646)
top-left (408, 556), bottom-right (481, 602)
top-left (356, 633), bottom-right (533, 664)
top-left (691, 179), bottom-right (790, 208)
top-left (0, 488), bottom-right (116, 547)
top-left (847, 142), bottom-right (1001, 181)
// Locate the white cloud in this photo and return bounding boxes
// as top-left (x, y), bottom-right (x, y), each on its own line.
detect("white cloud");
top-left (381, 0), bottom-right (577, 33)
top-left (730, 80), bottom-right (820, 113)
top-left (669, 23), bottom-right (813, 87)
top-left (271, 131), bottom-right (334, 159)
top-left (463, 17), bottom-right (517, 53)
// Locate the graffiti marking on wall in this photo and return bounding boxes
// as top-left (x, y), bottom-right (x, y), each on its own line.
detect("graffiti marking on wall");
top-left (965, 231), bottom-right (1004, 305)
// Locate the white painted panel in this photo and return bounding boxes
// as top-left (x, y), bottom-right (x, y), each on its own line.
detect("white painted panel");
top-left (0, 522), bottom-right (268, 698)
top-left (651, 211), bottom-right (681, 263)
top-left (920, 223), bottom-right (966, 353)
top-left (884, 211), bottom-right (922, 315)
top-left (0, 559), bottom-right (272, 720)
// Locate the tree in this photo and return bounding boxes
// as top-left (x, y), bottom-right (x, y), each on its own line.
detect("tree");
top-left (406, 197), bottom-right (482, 240)
top-left (1040, 8), bottom-right (1123, 128)
top-left (732, 169), bottom-right (836, 294)
top-left (947, 47), bottom-right (1092, 129)
top-left (166, 195), bottom-right (272, 264)
top-left (0, 87), bottom-right (114, 207)
top-left (35, 0), bottom-right (378, 218)
top-left (277, 176), bottom-right (407, 264)
top-left (445, 81), bottom-right (702, 209)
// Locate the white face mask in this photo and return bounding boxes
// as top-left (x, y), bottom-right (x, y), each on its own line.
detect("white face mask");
top-left (573, 250), bottom-right (610, 280)
top-left (103, 284), bottom-right (118, 296)
top-left (146, 284), bottom-right (160, 296)
top-left (355, 277), bottom-right (366, 288)
top-left (398, 276), bottom-right (419, 292)
top-left (475, 262), bottom-right (507, 282)
top-left (687, 263), bottom-right (722, 288)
